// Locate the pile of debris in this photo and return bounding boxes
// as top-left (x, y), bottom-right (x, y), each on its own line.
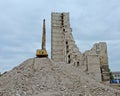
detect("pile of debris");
top-left (0, 58), bottom-right (120, 96)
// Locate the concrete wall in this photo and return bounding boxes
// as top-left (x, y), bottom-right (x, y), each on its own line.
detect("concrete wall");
top-left (51, 13), bottom-right (66, 62)
top-left (51, 12), bottom-right (81, 64)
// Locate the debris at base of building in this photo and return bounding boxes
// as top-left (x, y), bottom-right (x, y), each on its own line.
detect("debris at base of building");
top-left (0, 58), bottom-right (120, 96)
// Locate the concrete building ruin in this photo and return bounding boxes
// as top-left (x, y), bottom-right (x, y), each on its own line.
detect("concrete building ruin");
top-left (51, 12), bottom-right (110, 82)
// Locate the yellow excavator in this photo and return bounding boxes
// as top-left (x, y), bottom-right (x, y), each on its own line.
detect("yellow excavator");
top-left (36, 19), bottom-right (48, 57)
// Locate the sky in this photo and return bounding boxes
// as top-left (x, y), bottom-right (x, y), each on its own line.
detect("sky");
top-left (0, 0), bottom-right (120, 73)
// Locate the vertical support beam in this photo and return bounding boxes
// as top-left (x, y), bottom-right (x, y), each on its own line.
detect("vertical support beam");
top-left (42, 19), bottom-right (46, 50)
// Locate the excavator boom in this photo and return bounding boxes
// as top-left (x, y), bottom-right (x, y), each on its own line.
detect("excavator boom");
top-left (42, 19), bottom-right (46, 50)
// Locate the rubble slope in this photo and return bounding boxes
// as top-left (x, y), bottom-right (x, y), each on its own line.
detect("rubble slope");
top-left (0, 58), bottom-right (120, 96)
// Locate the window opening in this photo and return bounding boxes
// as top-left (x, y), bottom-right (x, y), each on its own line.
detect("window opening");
top-left (68, 55), bottom-right (70, 59)
top-left (66, 45), bottom-right (69, 49)
top-left (66, 41), bottom-right (68, 45)
top-left (68, 60), bottom-right (71, 64)
top-left (77, 62), bottom-right (79, 66)
top-left (67, 51), bottom-right (69, 53)
top-left (63, 29), bottom-right (65, 31)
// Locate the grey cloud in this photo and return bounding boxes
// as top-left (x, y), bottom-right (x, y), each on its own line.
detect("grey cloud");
top-left (71, 0), bottom-right (120, 40)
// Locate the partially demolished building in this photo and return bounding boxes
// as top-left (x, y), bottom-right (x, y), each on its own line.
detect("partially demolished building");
top-left (51, 12), bottom-right (110, 82)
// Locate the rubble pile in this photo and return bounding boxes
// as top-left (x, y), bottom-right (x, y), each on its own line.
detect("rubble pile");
top-left (0, 58), bottom-right (120, 96)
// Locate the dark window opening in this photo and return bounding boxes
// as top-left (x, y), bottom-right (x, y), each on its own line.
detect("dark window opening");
top-left (68, 55), bottom-right (70, 58)
top-left (66, 45), bottom-right (69, 49)
top-left (77, 62), bottom-right (79, 66)
top-left (100, 67), bottom-right (102, 73)
top-left (67, 51), bottom-right (69, 53)
top-left (101, 75), bottom-right (104, 81)
top-left (63, 29), bottom-right (65, 31)
top-left (61, 20), bottom-right (64, 25)
top-left (68, 60), bottom-right (71, 64)
top-left (61, 13), bottom-right (64, 19)
top-left (66, 41), bottom-right (68, 45)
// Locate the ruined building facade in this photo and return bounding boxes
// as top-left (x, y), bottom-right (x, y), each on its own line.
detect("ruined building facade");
top-left (51, 12), bottom-right (110, 82)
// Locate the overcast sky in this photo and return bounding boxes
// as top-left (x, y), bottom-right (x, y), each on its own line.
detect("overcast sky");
top-left (0, 0), bottom-right (120, 73)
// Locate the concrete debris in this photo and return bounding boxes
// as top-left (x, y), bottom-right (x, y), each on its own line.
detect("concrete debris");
top-left (0, 58), bottom-right (120, 96)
